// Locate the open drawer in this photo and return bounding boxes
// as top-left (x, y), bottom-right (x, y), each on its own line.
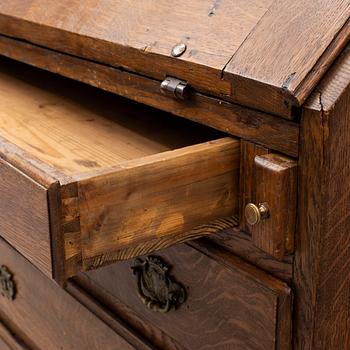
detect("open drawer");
top-left (0, 58), bottom-right (240, 282)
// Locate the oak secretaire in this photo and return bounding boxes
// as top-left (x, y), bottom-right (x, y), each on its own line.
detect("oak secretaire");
top-left (0, 1), bottom-right (348, 349)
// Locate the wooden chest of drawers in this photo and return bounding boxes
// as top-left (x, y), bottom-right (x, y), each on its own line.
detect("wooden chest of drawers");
top-left (0, 1), bottom-right (349, 349)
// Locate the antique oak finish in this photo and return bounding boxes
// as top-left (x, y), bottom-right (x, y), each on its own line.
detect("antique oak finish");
top-left (0, 237), bottom-right (146, 350)
top-left (76, 241), bottom-right (292, 350)
top-left (0, 0), bottom-right (348, 118)
top-left (0, 1), bottom-right (349, 349)
top-left (0, 35), bottom-right (299, 157)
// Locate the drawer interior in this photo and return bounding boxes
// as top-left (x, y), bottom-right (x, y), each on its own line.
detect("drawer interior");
top-left (0, 57), bottom-right (222, 178)
top-left (0, 58), bottom-right (240, 280)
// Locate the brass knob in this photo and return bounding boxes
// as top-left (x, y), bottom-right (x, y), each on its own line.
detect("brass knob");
top-left (245, 203), bottom-right (270, 226)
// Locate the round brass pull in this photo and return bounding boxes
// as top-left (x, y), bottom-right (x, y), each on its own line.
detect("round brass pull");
top-left (131, 256), bottom-right (186, 313)
top-left (245, 203), bottom-right (270, 226)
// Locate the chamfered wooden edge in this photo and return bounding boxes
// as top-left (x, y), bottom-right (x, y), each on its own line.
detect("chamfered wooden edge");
top-left (224, 0), bottom-right (350, 118)
top-left (0, 135), bottom-right (71, 284)
top-left (0, 34), bottom-right (299, 157)
top-left (294, 44), bottom-right (350, 349)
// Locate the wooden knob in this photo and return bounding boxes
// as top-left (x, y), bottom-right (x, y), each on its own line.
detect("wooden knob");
top-left (245, 203), bottom-right (269, 226)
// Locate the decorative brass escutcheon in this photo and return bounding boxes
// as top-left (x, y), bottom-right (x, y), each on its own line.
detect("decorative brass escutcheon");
top-left (245, 202), bottom-right (270, 226)
top-left (131, 256), bottom-right (186, 313)
top-left (0, 265), bottom-right (16, 300)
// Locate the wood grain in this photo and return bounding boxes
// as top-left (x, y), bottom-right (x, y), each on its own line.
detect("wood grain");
top-left (0, 236), bottom-right (137, 350)
top-left (0, 38), bottom-right (299, 157)
top-left (0, 157), bottom-right (53, 277)
top-left (78, 138), bottom-right (240, 270)
top-left (0, 1), bottom-right (347, 117)
top-left (77, 241), bottom-right (292, 350)
top-left (209, 227), bottom-right (293, 283)
top-left (66, 282), bottom-right (157, 350)
top-left (0, 57), bottom-right (220, 177)
top-left (252, 154), bottom-right (297, 260)
top-left (70, 280), bottom-right (183, 350)
top-left (224, 0), bottom-right (350, 117)
top-left (294, 44), bottom-right (350, 349)
top-left (0, 0), bottom-right (273, 99)
top-left (0, 321), bottom-right (28, 350)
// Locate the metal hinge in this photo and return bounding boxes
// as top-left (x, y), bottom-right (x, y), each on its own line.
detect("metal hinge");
top-left (160, 77), bottom-right (190, 100)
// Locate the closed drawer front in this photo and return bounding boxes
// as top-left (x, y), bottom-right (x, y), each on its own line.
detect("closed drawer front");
top-left (0, 236), bottom-right (150, 350)
top-left (76, 241), bottom-right (292, 350)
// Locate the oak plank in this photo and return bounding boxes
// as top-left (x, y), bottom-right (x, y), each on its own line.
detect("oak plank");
top-left (224, 0), bottom-right (350, 117)
top-left (0, 36), bottom-right (299, 157)
top-left (294, 44), bottom-right (350, 349)
top-left (78, 138), bottom-right (240, 270)
top-left (0, 0), bottom-right (272, 97)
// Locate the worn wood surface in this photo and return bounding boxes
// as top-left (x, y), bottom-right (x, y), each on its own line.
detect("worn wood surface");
top-left (0, 157), bottom-right (53, 277)
top-left (209, 227), bottom-right (293, 283)
top-left (224, 0), bottom-right (350, 117)
top-left (0, 0), bottom-right (272, 98)
top-left (0, 57), bottom-right (220, 177)
top-left (70, 280), bottom-right (183, 350)
top-left (0, 237), bottom-right (138, 350)
top-left (294, 44), bottom-right (350, 349)
top-left (0, 1), bottom-right (347, 117)
top-left (77, 241), bottom-right (292, 350)
top-left (66, 282), bottom-right (155, 350)
top-left (0, 321), bottom-right (28, 350)
top-left (252, 154), bottom-right (297, 260)
top-left (0, 39), bottom-right (299, 157)
top-left (78, 138), bottom-right (240, 270)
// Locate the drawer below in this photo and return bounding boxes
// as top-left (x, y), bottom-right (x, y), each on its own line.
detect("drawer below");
top-left (0, 237), bottom-right (147, 350)
top-left (76, 240), bottom-right (293, 350)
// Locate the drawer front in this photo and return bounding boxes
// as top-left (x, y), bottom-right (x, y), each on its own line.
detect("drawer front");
top-left (76, 241), bottom-right (292, 350)
top-left (0, 237), bottom-right (140, 350)
top-left (0, 157), bottom-right (52, 278)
